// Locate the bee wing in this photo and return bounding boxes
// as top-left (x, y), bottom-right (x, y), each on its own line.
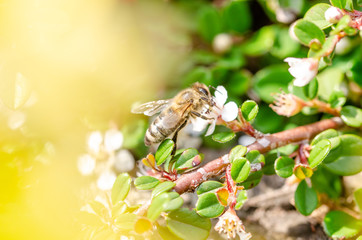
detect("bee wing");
top-left (131, 99), bottom-right (171, 116)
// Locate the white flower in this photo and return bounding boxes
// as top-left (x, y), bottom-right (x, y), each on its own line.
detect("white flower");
top-left (276, 7), bottom-right (296, 24)
top-left (213, 33), bottom-right (233, 53)
top-left (87, 131), bottom-right (103, 154)
top-left (114, 149), bottom-right (135, 172)
top-left (77, 154), bottom-right (96, 175)
top-left (97, 170), bottom-right (117, 190)
top-left (104, 129), bottom-right (123, 152)
top-left (270, 92), bottom-right (305, 117)
top-left (215, 208), bottom-right (252, 240)
top-left (325, 6), bottom-right (344, 23)
top-left (205, 86), bottom-right (238, 136)
top-left (284, 57), bottom-right (319, 87)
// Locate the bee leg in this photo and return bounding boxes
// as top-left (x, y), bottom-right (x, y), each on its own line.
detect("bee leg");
top-left (190, 111), bottom-right (215, 120)
top-left (171, 120), bottom-right (188, 156)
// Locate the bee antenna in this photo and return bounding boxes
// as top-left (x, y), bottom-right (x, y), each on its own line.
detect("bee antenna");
top-left (209, 85), bottom-right (222, 94)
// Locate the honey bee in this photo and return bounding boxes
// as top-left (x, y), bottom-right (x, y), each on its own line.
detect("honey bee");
top-left (132, 83), bottom-right (215, 146)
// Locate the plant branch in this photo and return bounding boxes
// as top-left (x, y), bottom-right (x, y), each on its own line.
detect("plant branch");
top-left (174, 117), bottom-right (344, 194)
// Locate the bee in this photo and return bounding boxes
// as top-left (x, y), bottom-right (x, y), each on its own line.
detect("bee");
top-left (132, 82), bottom-right (215, 146)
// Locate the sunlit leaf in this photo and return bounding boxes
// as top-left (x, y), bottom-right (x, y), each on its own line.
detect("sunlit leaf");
top-left (111, 173), bottom-right (131, 205)
top-left (134, 176), bottom-right (160, 190)
top-left (155, 139), bottom-right (175, 165)
top-left (323, 210), bottom-right (362, 238)
top-left (295, 180), bottom-right (318, 216)
top-left (196, 192), bottom-right (225, 218)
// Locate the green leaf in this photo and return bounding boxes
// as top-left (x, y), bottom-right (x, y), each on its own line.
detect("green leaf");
top-left (196, 192), bottom-right (225, 218)
top-left (270, 26), bottom-right (300, 59)
top-left (311, 129), bottom-right (339, 145)
top-left (238, 171), bottom-right (263, 189)
top-left (293, 19), bottom-right (325, 46)
top-left (316, 67), bottom-right (344, 100)
top-left (329, 91), bottom-right (346, 108)
top-left (155, 139), bottom-right (175, 165)
top-left (246, 150), bottom-right (265, 164)
top-left (111, 173), bottom-right (131, 205)
top-left (304, 3), bottom-right (333, 29)
top-left (254, 65), bottom-right (293, 103)
top-left (212, 132), bottom-right (236, 143)
top-left (134, 176), bottom-right (160, 190)
top-left (152, 181), bottom-right (176, 198)
top-left (235, 190), bottom-right (248, 210)
top-left (175, 148), bottom-right (199, 170)
top-left (354, 188), bottom-right (362, 212)
top-left (274, 156), bottom-right (295, 178)
top-left (303, 78), bottom-right (318, 99)
top-left (295, 180), bottom-right (319, 216)
top-left (197, 181), bottom-right (224, 195)
top-left (198, 6), bottom-right (223, 42)
top-left (114, 213), bottom-right (137, 231)
top-left (147, 193), bottom-right (170, 221)
top-left (241, 100), bottom-right (259, 121)
top-left (341, 106), bottom-right (362, 127)
top-left (331, 15), bottom-right (352, 34)
top-left (330, 0), bottom-right (354, 10)
top-left (309, 139), bottom-right (331, 168)
top-left (311, 167), bottom-right (342, 199)
top-left (323, 211), bottom-right (362, 238)
top-left (183, 67), bottom-right (212, 87)
top-left (222, 0), bottom-right (251, 34)
top-left (167, 208), bottom-right (211, 240)
top-left (231, 158), bottom-right (251, 183)
top-left (324, 135), bottom-right (362, 175)
top-left (229, 145), bottom-right (247, 163)
top-left (242, 26), bottom-right (275, 56)
top-left (163, 192), bottom-right (184, 212)
top-left (89, 200), bottom-right (109, 218)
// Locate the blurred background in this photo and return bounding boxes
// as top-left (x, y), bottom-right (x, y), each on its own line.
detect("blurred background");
top-left (0, 0), bottom-right (361, 239)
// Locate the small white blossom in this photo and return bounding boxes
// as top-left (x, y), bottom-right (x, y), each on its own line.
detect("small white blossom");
top-left (325, 6), bottom-right (344, 23)
top-left (104, 129), bottom-right (123, 152)
top-left (213, 33), bottom-right (233, 53)
top-left (276, 8), bottom-right (296, 24)
top-left (284, 57), bottom-right (319, 87)
top-left (215, 208), bottom-right (252, 240)
top-left (97, 170), bottom-right (117, 190)
top-left (270, 92), bottom-right (305, 117)
top-left (77, 154), bottom-right (96, 176)
top-left (87, 131), bottom-right (103, 154)
top-left (205, 86), bottom-right (238, 136)
top-left (238, 135), bottom-right (256, 146)
top-left (114, 149), bottom-right (135, 172)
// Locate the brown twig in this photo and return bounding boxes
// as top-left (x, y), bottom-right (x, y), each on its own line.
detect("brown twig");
top-left (174, 117), bottom-right (344, 194)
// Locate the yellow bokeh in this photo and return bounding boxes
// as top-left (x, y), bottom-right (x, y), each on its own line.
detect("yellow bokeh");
top-left (0, 0), bottom-right (189, 239)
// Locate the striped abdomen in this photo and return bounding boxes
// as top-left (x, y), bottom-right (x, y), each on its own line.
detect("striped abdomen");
top-left (144, 107), bottom-right (186, 146)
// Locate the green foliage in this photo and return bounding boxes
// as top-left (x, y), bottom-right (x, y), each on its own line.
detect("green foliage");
top-left (323, 211), bottom-right (362, 238)
top-left (111, 173), bottom-right (131, 205)
top-left (152, 181), bottom-right (176, 198)
top-left (167, 209), bottom-right (211, 240)
top-left (340, 105), bottom-right (362, 127)
top-left (241, 100), bottom-right (259, 121)
top-left (134, 176), bottom-right (160, 190)
top-left (235, 190), bottom-right (248, 210)
top-left (293, 20), bottom-right (325, 47)
top-left (155, 139), bottom-right (175, 165)
top-left (304, 3), bottom-right (333, 29)
top-left (230, 157), bottom-right (251, 183)
top-left (295, 180), bottom-right (319, 216)
top-left (197, 181), bottom-right (224, 195)
top-left (212, 131), bottom-right (236, 143)
top-left (274, 156), bottom-right (295, 178)
top-left (308, 139), bottom-right (331, 168)
top-left (196, 192), bottom-right (225, 218)
top-left (229, 145), bottom-right (247, 163)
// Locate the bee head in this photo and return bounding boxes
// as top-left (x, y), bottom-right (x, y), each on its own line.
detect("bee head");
top-left (192, 82), bottom-right (214, 106)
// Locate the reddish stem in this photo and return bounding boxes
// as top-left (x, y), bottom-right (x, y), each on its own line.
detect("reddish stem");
top-left (174, 117), bottom-right (344, 194)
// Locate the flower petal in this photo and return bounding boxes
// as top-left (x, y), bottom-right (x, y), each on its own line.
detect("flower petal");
top-left (191, 117), bottom-right (209, 133)
top-left (205, 120), bottom-right (216, 136)
top-left (221, 102), bottom-right (238, 122)
top-left (215, 86), bottom-right (228, 106)
top-left (104, 129), bottom-right (123, 152)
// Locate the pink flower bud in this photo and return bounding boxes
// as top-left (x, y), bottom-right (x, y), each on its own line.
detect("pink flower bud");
top-left (325, 6), bottom-right (344, 23)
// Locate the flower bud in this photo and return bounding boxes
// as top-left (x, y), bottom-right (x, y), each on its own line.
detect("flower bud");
top-left (325, 6), bottom-right (344, 23)
top-left (213, 33), bottom-right (233, 53)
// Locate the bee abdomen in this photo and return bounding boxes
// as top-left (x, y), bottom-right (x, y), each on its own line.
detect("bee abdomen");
top-left (144, 116), bottom-right (172, 146)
